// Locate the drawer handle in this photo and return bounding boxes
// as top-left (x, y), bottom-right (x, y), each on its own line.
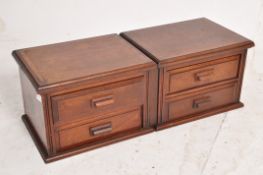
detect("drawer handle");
top-left (90, 123), bottom-right (112, 136)
top-left (193, 96), bottom-right (211, 109)
top-left (195, 69), bottom-right (214, 81)
top-left (91, 95), bottom-right (114, 108)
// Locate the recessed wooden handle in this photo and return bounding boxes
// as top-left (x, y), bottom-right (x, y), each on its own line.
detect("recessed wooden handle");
top-left (90, 123), bottom-right (112, 136)
top-left (193, 96), bottom-right (211, 109)
top-left (91, 95), bottom-right (114, 108)
top-left (195, 69), bottom-right (214, 81)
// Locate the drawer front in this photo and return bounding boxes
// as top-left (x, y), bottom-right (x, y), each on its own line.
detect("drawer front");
top-left (167, 55), bottom-right (240, 93)
top-left (52, 76), bottom-right (145, 124)
top-left (57, 108), bottom-right (142, 150)
top-left (166, 82), bottom-right (238, 121)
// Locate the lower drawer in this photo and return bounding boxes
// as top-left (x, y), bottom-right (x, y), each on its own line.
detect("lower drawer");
top-left (165, 82), bottom-right (238, 121)
top-left (56, 108), bottom-right (142, 150)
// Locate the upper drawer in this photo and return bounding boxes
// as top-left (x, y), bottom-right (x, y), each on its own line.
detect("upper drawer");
top-left (166, 55), bottom-right (240, 93)
top-left (51, 76), bottom-right (145, 124)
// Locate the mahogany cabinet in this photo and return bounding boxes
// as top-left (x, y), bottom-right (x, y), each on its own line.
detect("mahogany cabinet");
top-left (121, 18), bottom-right (254, 129)
top-left (13, 34), bottom-right (158, 162)
top-left (13, 18), bottom-right (254, 163)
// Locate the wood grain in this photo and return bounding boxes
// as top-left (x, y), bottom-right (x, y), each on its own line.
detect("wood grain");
top-left (15, 32), bottom-right (158, 162)
top-left (121, 18), bottom-right (254, 127)
top-left (121, 18), bottom-right (254, 63)
top-left (57, 108), bottom-right (142, 151)
top-left (13, 34), bottom-right (154, 93)
top-left (14, 18), bottom-right (254, 163)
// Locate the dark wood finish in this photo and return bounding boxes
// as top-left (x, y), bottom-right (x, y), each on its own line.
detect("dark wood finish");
top-left (51, 75), bottom-right (145, 125)
top-left (22, 114), bottom-right (154, 163)
top-left (14, 18), bottom-right (254, 163)
top-left (57, 108), bottom-right (142, 151)
top-left (167, 55), bottom-right (240, 93)
top-left (22, 115), bottom-right (49, 162)
top-left (164, 81), bottom-right (238, 122)
top-left (13, 34), bottom-right (154, 93)
top-left (156, 102), bottom-right (244, 130)
top-left (14, 34), bottom-right (158, 162)
top-left (20, 70), bottom-right (50, 152)
top-left (121, 18), bottom-right (254, 63)
top-left (121, 18), bottom-right (254, 127)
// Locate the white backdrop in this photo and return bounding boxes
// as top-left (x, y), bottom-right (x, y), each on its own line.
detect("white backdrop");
top-left (0, 0), bottom-right (263, 175)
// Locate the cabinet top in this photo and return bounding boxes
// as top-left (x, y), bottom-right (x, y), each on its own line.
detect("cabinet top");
top-left (13, 34), bottom-right (154, 92)
top-left (121, 18), bottom-right (254, 64)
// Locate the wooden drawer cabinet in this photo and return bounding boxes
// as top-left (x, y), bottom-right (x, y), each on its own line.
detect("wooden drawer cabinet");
top-left (14, 18), bottom-right (254, 163)
top-left (121, 18), bottom-right (254, 129)
top-left (13, 34), bottom-right (158, 162)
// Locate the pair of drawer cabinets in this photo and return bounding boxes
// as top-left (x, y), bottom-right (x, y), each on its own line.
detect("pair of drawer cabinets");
top-left (13, 18), bottom-right (254, 162)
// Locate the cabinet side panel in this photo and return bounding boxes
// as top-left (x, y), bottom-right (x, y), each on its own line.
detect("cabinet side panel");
top-left (147, 67), bottom-right (158, 127)
top-left (20, 69), bottom-right (48, 150)
top-left (236, 50), bottom-right (247, 101)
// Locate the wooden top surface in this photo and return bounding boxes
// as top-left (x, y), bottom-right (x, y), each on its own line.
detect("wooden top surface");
top-left (121, 18), bottom-right (254, 63)
top-left (13, 34), bottom-right (153, 90)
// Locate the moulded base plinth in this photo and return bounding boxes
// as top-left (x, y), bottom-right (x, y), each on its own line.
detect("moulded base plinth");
top-left (22, 101), bottom-right (244, 163)
top-left (156, 102), bottom-right (244, 130)
top-left (22, 115), bottom-right (154, 163)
